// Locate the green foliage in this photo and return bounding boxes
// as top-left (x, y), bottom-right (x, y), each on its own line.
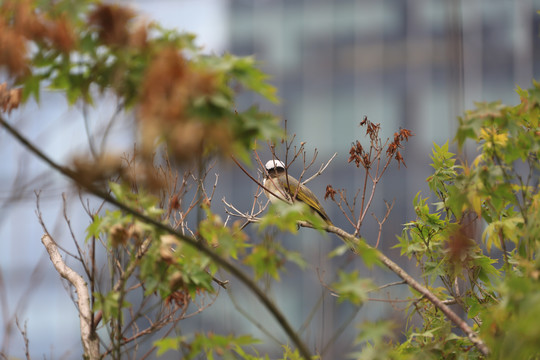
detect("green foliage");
top-left (481, 274), bottom-right (540, 359)
top-left (395, 81), bottom-right (540, 358)
top-left (454, 87), bottom-right (540, 255)
top-left (350, 321), bottom-right (400, 360)
top-left (87, 181), bottom-right (217, 300)
top-left (85, 213), bottom-right (103, 242)
top-left (199, 210), bottom-right (251, 260)
top-left (198, 53), bottom-right (278, 104)
top-left (258, 201), bottom-right (327, 234)
top-left (332, 270), bottom-right (374, 306)
top-left (93, 290), bottom-right (131, 325)
top-left (154, 338), bottom-right (321, 360)
top-left (109, 182), bottom-right (164, 219)
top-left (188, 333), bottom-right (260, 360)
top-left (244, 240), bottom-right (306, 280)
top-left (277, 345), bottom-right (319, 360)
top-left (327, 240), bottom-right (381, 270)
top-left (154, 333), bottom-right (261, 359)
top-left (154, 336), bottom-right (186, 356)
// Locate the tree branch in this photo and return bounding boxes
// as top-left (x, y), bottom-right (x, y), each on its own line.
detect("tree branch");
top-left (302, 152), bottom-right (337, 185)
top-left (299, 221), bottom-right (490, 357)
top-left (41, 234), bottom-right (100, 359)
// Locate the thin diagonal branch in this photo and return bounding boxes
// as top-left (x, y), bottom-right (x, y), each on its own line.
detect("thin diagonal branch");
top-left (299, 221), bottom-right (490, 357)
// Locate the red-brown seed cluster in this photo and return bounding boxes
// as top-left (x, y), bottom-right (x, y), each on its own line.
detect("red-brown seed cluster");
top-left (348, 117), bottom-right (414, 169)
top-left (325, 184), bottom-right (337, 201)
top-left (386, 128), bottom-right (414, 168)
top-left (0, 83), bottom-right (21, 113)
top-left (348, 140), bottom-right (371, 168)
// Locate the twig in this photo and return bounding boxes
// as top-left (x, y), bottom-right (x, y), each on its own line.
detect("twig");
top-left (303, 153), bottom-right (337, 185)
top-left (371, 199), bottom-right (395, 248)
top-left (99, 100), bottom-right (125, 155)
top-left (62, 193), bottom-right (91, 277)
top-left (372, 280), bottom-right (406, 291)
top-left (82, 104), bottom-right (98, 159)
top-left (354, 153), bottom-right (393, 236)
top-left (222, 197), bottom-right (264, 225)
top-left (15, 318), bottom-right (30, 360)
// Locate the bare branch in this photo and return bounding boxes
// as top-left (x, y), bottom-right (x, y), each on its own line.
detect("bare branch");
top-left (371, 280), bottom-right (407, 292)
top-left (15, 318), bottom-right (30, 360)
top-left (302, 152), bottom-right (337, 185)
top-left (41, 234), bottom-right (100, 359)
top-left (372, 199), bottom-right (395, 248)
top-left (222, 197), bottom-right (264, 224)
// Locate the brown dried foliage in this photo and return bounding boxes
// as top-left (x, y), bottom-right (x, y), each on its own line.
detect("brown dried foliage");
top-left (88, 4), bottom-right (135, 47)
top-left (329, 117), bottom-right (414, 235)
top-left (386, 128), bottom-right (414, 168)
top-left (0, 0), bottom-right (77, 76)
top-left (72, 154), bottom-right (124, 187)
top-left (139, 47), bottom-right (227, 162)
top-left (448, 213), bottom-right (478, 266)
top-left (109, 224), bottom-right (129, 247)
top-left (348, 140), bottom-right (370, 168)
top-left (140, 48), bottom-right (215, 123)
top-left (46, 16), bottom-right (77, 52)
top-left (0, 83), bottom-right (22, 113)
top-left (447, 225), bottom-right (476, 271)
top-left (165, 289), bottom-right (191, 308)
top-left (348, 117), bottom-right (413, 170)
top-left (129, 21), bottom-right (149, 49)
top-left (325, 184), bottom-right (337, 201)
top-left (71, 152), bottom-right (169, 194)
top-left (0, 21), bottom-right (28, 76)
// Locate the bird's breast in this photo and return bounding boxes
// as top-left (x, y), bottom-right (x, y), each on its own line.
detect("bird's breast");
top-left (263, 177), bottom-right (290, 204)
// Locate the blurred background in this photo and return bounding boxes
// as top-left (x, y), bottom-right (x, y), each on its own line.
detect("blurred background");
top-left (1, 0), bottom-right (539, 358)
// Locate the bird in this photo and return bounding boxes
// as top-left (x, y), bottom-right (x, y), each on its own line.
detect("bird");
top-left (263, 159), bottom-right (333, 226)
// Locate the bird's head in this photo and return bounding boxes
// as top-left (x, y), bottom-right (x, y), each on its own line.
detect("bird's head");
top-left (264, 159), bottom-right (286, 178)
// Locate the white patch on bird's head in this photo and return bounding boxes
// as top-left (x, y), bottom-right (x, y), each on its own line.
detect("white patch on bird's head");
top-left (264, 159), bottom-right (286, 171)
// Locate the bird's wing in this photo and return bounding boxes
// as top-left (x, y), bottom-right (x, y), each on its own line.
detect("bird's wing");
top-left (279, 175), bottom-right (332, 224)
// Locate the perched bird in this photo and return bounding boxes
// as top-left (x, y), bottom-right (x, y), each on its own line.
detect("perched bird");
top-left (263, 159), bottom-right (332, 225)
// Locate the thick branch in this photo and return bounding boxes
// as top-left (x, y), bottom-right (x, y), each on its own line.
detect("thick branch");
top-left (300, 222), bottom-right (490, 357)
top-left (41, 235), bottom-right (100, 359)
